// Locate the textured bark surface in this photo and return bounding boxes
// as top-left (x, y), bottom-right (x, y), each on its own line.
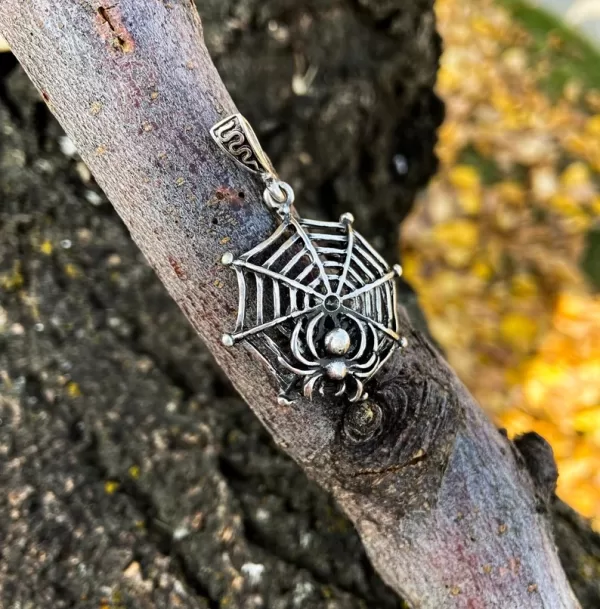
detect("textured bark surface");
top-left (0, 1), bottom-right (598, 608)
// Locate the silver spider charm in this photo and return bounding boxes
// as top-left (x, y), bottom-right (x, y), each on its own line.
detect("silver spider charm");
top-left (211, 114), bottom-right (407, 404)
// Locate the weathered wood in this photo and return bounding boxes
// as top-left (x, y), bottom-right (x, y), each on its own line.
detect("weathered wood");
top-left (0, 1), bottom-right (581, 607)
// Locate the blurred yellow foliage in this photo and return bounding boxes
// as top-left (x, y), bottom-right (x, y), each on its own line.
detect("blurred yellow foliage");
top-left (403, 0), bottom-right (600, 526)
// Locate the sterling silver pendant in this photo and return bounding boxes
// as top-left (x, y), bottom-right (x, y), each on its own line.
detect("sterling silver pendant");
top-left (211, 114), bottom-right (407, 404)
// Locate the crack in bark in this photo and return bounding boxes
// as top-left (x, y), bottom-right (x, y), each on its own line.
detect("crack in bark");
top-left (96, 3), bottom-right (134, 53)
top-left (350, 451), bottom-right (428, 478)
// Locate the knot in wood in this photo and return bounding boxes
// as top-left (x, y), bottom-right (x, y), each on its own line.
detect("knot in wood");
top-left (337, 385), bottom-right (410, 464)
top-left (343, 400), bottom-right (384, 443)
top-left (332, 358), bottom-right (457, 483)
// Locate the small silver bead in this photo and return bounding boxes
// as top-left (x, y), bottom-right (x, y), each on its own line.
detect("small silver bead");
top-left (221, 252), bottom-right (234, 266)
top-left (324, 328), bottom-right (351, 356)
top-left (326, 360), bottom-right (348, 380)
top-left (400, 336), bottom-right (408, 348)
top-left (340, 212), bottom-right (354, 226)
top-left (393, 264), bottom-right (403, 277)
top-left (222, 334), bottom-right (234, 347)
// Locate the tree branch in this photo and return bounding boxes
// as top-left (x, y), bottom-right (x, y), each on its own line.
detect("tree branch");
top-left (0, 1), bottom-right (580, 607)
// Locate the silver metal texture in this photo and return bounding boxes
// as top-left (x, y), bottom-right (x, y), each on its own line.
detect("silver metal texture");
top-left (210, 113), bottom-right (277, 178)
top-left (212, 114), bottom-right (407, 403)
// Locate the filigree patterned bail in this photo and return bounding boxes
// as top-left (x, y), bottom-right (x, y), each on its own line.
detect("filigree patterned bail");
top-left (211, 113), bottom-right (407, 404)
top-left (210, 114), bottom-right (277, 178)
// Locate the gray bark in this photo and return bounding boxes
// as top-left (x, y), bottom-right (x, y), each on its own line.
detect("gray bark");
top-left (0, 1), bottom-right (593, 607)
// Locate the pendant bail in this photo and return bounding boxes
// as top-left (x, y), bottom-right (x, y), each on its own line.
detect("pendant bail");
top-left (210, 113), bottom-right (277, 179)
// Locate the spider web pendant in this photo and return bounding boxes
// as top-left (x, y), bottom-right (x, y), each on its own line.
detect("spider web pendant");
top-left (222, 213), bottom-right (405, 403)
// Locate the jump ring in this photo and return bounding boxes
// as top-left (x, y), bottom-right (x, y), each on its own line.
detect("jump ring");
top-left (264, 180), bottom-right (295, 211)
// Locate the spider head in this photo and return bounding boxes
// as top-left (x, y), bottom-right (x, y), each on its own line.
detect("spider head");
top-left (323, 293), bottom-right (342, 313)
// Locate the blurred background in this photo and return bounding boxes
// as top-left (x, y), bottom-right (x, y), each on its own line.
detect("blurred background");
top-left (402, 0), bottom-right (600, 528)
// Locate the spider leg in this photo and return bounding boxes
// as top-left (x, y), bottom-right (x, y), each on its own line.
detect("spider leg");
top-left (350, 351), bottom-right (378, 371)
top-left (349, 325), bottom-right (379, 370)
top-left (336, 220), bottom-right (355, 296)
top-left (343, 312), bottom-right (368, 361)
top-left (291, 318), bottom-right (320, 367)
top-left (342, 269), bottom-right (397, 301)
top-left (306, 312), bottom-right (324, 359)
top-left (303, 373), bottom-right (323, 400)
top-left (341, 307), bottom-right (400, 342)
top-left (347, 377), bottom-right (364, 402)
top-left (277, 356), bottom-right (317, 376)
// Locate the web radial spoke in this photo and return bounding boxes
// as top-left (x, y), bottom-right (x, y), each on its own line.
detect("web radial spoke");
top-left (240, 220), bottom-right (291, 260)
top-left (265, 233), bottom-right (300, 268)
top-left (342, 270), bottom-right (396, 301)
top-left (337, 224), bottom-right (355, 295)
top-left (230, 304), bottom-right (321, 342)
top-left (341, 306), bottom-right (400, 341)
